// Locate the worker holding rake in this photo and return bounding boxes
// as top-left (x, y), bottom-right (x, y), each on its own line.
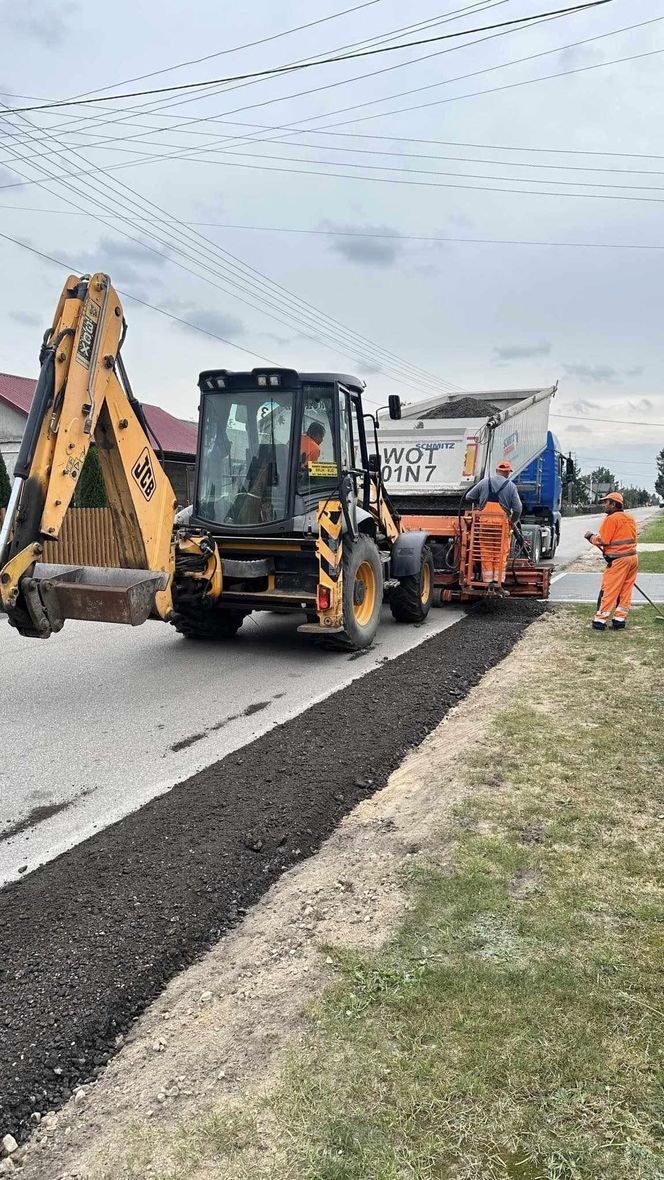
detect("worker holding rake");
top-left (585, 492), bottom-right (638, 631)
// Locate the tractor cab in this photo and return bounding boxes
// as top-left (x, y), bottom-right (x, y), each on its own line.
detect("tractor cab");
top-left (193, 368), bottom-right (373, 536)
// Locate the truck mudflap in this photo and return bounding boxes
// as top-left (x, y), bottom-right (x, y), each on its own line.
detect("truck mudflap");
top-left (11, 563), bottom-right (169, 637)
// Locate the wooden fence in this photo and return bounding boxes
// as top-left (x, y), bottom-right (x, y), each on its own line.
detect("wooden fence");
top-left (0, 507), bottom-right (120, 566)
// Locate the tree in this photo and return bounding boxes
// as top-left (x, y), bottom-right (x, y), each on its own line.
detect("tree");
top-left (75, 445), bottom-right (107, 508)
top-left (656, 447), bottom-right (664, 500)
top-left (0, 450), bottom-right (11, 510)
top-left (590, 466), bottom-right (617, 488)
top-left (621, 486), bottom-right (651, 509)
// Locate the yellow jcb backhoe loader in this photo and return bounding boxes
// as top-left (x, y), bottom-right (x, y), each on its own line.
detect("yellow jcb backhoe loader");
top-left (0, 272), bottom-right (434, 649)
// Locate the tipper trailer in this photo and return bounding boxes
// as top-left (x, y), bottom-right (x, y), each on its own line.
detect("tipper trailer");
top-left (378, 387), bottom-right (559, 602)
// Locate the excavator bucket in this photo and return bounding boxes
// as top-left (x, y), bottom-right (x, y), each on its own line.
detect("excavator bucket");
top-left (20, 564), bottom-right (169, 633)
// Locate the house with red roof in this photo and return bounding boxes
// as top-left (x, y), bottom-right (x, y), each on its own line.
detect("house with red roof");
top-left (0, 371), bottom-right (198, 505)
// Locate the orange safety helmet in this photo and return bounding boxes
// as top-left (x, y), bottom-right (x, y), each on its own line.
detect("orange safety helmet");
top-left (601, 491), bottom-right (623, 507)
top-left (496, 460), bottom-right (512, 475)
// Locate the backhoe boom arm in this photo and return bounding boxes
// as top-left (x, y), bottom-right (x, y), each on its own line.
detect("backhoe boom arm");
top-left (0, 273), bottom-right (176, 637)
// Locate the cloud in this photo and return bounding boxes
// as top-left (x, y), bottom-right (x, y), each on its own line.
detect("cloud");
top-left (563, 363), bottom-right (622, 385)
top-left (493, 342), bottom-right (551, 360)
top-left (567, 398), bottom-right (602, 414)
top-left (0, 0), bottom-right (77, 45)
top-left (319, 221), bottom-right (403, 268)
top-left (96, 237), bottom-right (170, 268)
top-left (563, 363), bottom-right (648, 386)
top-left (56, 238), bottom-right (169, 299)
top-left (10, 310), bottom-right (41, 326)
top-left (164, 300), bottom-right (244, 340)
top-left (567, 424), bottom-right (592, 434)
top-left (628, 398), bottom-right (652, 413)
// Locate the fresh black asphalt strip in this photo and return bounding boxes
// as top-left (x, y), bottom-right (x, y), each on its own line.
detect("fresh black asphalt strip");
top-left (0, 602), bottom-right (545, 1142)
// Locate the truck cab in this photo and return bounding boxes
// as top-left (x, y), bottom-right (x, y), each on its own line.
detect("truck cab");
top-left (514, 430), bottom-right (564, 561)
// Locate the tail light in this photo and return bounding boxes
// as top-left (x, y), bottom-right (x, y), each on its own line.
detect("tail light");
top-left (317, 585), bottom-right (331, 611)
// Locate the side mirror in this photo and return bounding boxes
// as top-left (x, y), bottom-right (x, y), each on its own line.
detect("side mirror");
top-left (368, 453), bottom-right (380, 472)
top-left (388, 394), bottom-right (402, 421)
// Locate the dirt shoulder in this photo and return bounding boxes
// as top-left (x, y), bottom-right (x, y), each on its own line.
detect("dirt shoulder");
top-left (12, 604), bottom-right (663, 1180)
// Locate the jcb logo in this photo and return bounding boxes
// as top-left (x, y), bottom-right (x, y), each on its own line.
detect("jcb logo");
top-left (132, 448), bottom-right (156, 501)
top-left (75, 309), bottom-right (98, 368)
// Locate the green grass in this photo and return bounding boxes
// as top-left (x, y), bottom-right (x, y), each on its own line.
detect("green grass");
top-left (639, 513), bottom-right (664, 545)
top-left (638, 513), bottom-right (664, 572)
top-left (638, 550), bottom-right (664, 574)
top-left (99, 610), bottom-right (664, 1180)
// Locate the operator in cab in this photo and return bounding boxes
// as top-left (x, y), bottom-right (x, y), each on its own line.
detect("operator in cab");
top-left (300, 421), bottom-right (326, 467)
top-left (465, 460), bottom-right (523, 589)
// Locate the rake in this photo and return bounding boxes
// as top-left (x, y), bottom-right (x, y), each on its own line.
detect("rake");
top-left (635, 582), bottom-right (664, 623)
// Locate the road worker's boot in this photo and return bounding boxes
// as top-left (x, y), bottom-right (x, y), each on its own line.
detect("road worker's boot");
top-left (611, 619), bottom-right (626, 631)
top-left (592, 619), bottom-right (607, 631)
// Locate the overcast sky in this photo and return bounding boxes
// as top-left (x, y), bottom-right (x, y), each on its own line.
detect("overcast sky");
top-left (1, 0), bottom-right (662, 489)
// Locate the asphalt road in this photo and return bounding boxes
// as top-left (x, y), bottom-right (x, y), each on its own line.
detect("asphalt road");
top-left (1, 507), bottom-right (657, 887)
top-left (0, 603), bottom-right (465, 885)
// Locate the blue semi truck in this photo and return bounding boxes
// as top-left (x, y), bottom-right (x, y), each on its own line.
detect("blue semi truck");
top-left (514, 430), bottom-right (565, 562)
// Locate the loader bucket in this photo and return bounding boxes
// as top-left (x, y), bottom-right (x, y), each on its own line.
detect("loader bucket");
top-left (23, 563), bottom-right (169, 630)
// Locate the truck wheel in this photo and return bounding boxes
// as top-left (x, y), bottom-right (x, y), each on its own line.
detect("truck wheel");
top-left (171, 607), bottom-right (248, 640)
top-left (330, 536), bottom-right (383, 650)
top-left (529, 532), bottom-right (542, 564)
top-left (390, 545), bottom-right (434, 623)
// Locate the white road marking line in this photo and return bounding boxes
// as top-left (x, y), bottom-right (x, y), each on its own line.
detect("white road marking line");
top-left (551, 572), bottom-right (568, 584)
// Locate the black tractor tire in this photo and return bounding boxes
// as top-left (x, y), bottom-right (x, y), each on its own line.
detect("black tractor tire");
top-left (390, 544), bottom-right (434, 623)
top-left (171, 606), bottom-right (248, 641)
top-left (328, 535), bottom-right (383, 651)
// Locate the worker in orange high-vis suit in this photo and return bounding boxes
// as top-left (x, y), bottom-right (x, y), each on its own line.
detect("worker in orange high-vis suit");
top-left (584, 491), bottom-right (638, 631)
top-left (466, 460), bottom-right (522, 590)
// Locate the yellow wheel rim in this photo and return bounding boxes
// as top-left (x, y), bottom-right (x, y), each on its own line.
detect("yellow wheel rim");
top-left (421, 561), bottom-right (431, 605)
top-left (353, 560), bottom-right (377, 626)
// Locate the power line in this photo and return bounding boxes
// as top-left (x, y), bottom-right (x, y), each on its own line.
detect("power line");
top-left (2, 1), bottom-right (615, 115)
top-left (226, 125), bottom-right (664, 164)
top-left (42, 1), bottom-right (509, 132)
top-left (16, 139), bottom-right (664, 195)
top-left (0, 229), bottom-right (278, 364)
top-left (3, 15), bottom-right (658, 202)
top-left (62, 0), bottom-right (389, 98)
top-left (286, 16), bottom-right (664, 134)
top-left (0, 3), bottom-right (516, 137)
top-left (0, 108), bottom-right (462, 396)
top-left (10, 125), bottom-right (664, 181)
top-left (9, 133), bottom-right (664, 205)
top-left (3, 236), bottom-right (661, 444)
top-left (0, 0), bottom-right (616, 181)
top-left (4, 48), bottom-right (662, 205)
top-left (0, 2), bottom-right (515, 153)
top-left (4, 207), bottom-right (664, 252)
top-left (45, 141), bottom-right (664, 202)
top-left (553, 414), bottom-right (664, 427)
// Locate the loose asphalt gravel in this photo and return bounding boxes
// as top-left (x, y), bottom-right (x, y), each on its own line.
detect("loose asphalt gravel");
top-left (0, 601), bottom-right (544, 1143)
